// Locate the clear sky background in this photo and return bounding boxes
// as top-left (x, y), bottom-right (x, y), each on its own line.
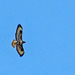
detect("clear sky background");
top-left (0, 0), bottom-right (75, 75)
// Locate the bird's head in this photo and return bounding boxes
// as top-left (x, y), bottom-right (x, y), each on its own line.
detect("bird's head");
top-left (22, 41), bottom-right (26, 43)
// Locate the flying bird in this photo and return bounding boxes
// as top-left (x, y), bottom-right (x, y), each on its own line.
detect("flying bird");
top-left (11, 24), bottom-right (26, 57)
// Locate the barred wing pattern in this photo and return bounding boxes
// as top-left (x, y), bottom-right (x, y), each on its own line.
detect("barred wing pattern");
top-left (15, 24), bottom-right (23, 41)
top-left (16, 45), bottom-right (24, 56)
top-left (15, 24), bottom-right (24, 56)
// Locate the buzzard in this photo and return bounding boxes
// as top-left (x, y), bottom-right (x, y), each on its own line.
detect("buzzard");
top-left (11, 24), bottom-right (26, 57)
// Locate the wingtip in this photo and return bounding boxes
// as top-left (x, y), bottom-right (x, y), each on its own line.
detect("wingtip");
top-left (17, 24), bottom-right (22, 28)
top-left (20, 53), bottom-right (24, 57)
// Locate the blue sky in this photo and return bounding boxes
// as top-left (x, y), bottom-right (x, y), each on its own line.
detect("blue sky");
top-left (0, 0), bottom-right (75, 75)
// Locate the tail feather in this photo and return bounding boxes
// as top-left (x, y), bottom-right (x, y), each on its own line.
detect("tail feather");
top-left (11, 40), bottom-right (17, 48)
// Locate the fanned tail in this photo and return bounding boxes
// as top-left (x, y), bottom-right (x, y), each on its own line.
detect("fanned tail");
top-left (11, 40), bottom-right (17, 48)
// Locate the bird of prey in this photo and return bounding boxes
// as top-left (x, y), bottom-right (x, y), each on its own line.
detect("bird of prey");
top-left (11, 24), bottom-right (26, 57)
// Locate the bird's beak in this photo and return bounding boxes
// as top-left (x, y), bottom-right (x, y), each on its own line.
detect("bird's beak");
top-left (23, 41), bottom-right (26, 43)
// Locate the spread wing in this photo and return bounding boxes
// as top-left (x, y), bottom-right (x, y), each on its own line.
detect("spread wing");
top-left (16, 45), bottom-right (24, 56)
top-left (15, 24), bottom-right (23, 41)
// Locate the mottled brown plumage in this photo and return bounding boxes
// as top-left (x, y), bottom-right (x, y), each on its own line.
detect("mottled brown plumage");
top-left (11, 24), bottom-right (26, 57)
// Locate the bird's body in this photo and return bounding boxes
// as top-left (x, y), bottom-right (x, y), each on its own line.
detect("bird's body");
top-left (11, 24), bottom-right (26, 57)
top-left (12, 40), bottom-right (25, 47)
